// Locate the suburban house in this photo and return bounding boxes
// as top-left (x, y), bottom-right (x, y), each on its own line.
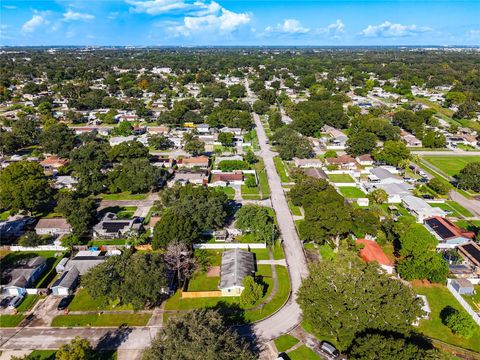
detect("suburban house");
top-left (304, 167), bottom-right (328, 180)
top-left (63, 250), bottom-right (107, 275)
top-left (169, 170), bottom-right (209, 186)
top-left (211, 171), bottom-right (244, 187)
top-left (402, 196), bottom-right (446, 223)
top-left (368, 182), bottom-right (413, 203)
top-left (424, 217), bottom-right (475, 246)
top-left (401, 131), bottom-right (422, 147)
top-left (368, 167), bottom-right (404, 184)
top-left (0, 217), bottom-right (36, 244)
top-left (93, 213), bottom-right (144, 239)
top-left (321, 125), bottom-right (348, 149)
top-left (177, 156), bottom-right (210, 169)
top-left (325, 155), bottom-right (357, 170)
top-left (50, 266), bottom-right (79, 296)
top-left (220, 127), bottom-right (243, 136)
top-left (356, 154), bottom-right (374, 166)
top-left (2, 256), bottom-right (47, 296)
top-left (457, 241), bottom-right (480, 276)
top-left (196, 124), bottom-right (210, 133)
top-left (147, 126), bottom-right (170, 135)
top-left (35, 218), bottom-right (72, 236)
top-left (219, 248), bottom-right (255, 296)
top-left (54, 175), bottom-right (78, 189)
top-left (150, 156), bottom-right (175, 168)
top-left (40, 156), bottom-right (68, 172)
top-left (294, 158), bottom-right (323, 168)
top-left (356, 239), bottom-right (395, 274)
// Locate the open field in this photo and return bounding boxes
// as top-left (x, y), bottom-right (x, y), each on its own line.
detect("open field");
top-left (422, 155), bottom-right (480, 177)
top-left (338, 186), bottom-right (366, 198)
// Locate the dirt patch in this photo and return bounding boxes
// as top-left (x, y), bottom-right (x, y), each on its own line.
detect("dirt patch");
top-left (410, 279), bottom-right (443, 288)
top-left (206, 266), bottom-right (220, 277)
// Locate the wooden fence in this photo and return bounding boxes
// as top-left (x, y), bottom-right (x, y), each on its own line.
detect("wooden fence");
top-left (181, 290), bottom-right (222, 298)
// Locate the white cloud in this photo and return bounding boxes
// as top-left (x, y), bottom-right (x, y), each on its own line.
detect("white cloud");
top-left (466, 29), bottom-right (480, 39)
top-left (63, 10), bottom-right (95, 21)
top-left (265, 19), bottom-right (310, 34)
top-left (21, 14), bottom-right (49, 33)
top-left (3, 5), bottom-right (16, 9)
top-left (327, 19), bottom-right (345, 33)
top-left (108, 12), bottom-right (120, 20)
top-left (360, 21), bottom-right (431, 38)
top-left (126, 0), bottom-right (188, 15)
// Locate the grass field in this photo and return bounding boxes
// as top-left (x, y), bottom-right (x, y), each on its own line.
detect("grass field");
top-left (51, 313), bottom-right (151, 327)
top-left (0, 314), bottom-right (25, 327)
top-left (187, 272), bottom-right (220, 291)
top-left (256, 160), bottom-right (271, 199)
top-left (422, 156), bottom-right (480, 177)
top-left (218, 186), bottom-right (235, 199)
top-left (288, 345), bottom-right (320, 360)
top-left (67, 289), bottom-right (134, 311)
top-left (288, 200), bottom-right (302, 216)
top-left (99, 192), bottom-right (148, 200)
top-left (414, 284), bottom-right (480, 353)
top-left (431, 201), bottom-right (473, 218)
top-left (241, 184), bottom-right (261, 200)
top-left (25, 350), bottom-right (117, 360)
top-left (274, 156), bottom-right (290, 183)
top-left (16, 295), bottom-right (40, 312)
top-left (327, 174), bottom-right (355, 183)
top-left (274, 334), bottom-right (299, 352)
top-left (338, 186), bottom-right (366, 198)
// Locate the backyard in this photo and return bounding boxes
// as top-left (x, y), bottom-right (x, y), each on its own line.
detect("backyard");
top-left (413, 283), bottom-right (480, 353)
top-left (327, 174), bottom-right (355, 183)
top-left (338, 186), bottom-right (366, 198)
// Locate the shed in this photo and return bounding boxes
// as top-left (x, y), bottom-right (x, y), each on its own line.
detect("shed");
top-left (451, 278), bottom-right (475, 295)
top-left (51, 267), bottom-right (80, 296)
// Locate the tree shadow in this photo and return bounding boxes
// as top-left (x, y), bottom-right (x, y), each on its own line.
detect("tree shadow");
top-left (95, 324), bottom-right (133, 350)
top-left (207, 301), bottom-right (246, 326)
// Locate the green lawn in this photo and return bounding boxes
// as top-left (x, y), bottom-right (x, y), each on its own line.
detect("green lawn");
top-left (0, 210), bottom-right (10, 220)
top-left (241, 185), bottom-right (261, 200)
top-left (16, 295), bottom-right (40, 312)
top-left (274, 156), bottom-right (290, 183)
top-left (454, 220), bottom-right (480, 233)
top-left (431, 201), bottom-right (473, 218)
top-left (250, 248), bottom-right (270, 260)
top-left (99, 192), bottom-right (148, 200)
top-left (288, 200), bottom-right (302, 216)
top-left (98, 206), bottom-right (137, 219)
top-left (462, 285), bottom-right (480, 312)
top-left (275, 334), bottom-right (299, 352)
top-left (256, 161), bottom-right (271, 199)
top-left (88, 239), bottom-right (130, 246)
top-left (327, 174), bottom-right (355, 183)
top-left (218, 186), bottom-right (235, 199)
top-left (422, 156), bottom-right (480, 177)
top-left (272, 241), bottom-right (285, 260)
top-left (165, 265), bottom-right (290, 324)
top-left (51, 313), bottom-right (151, 327)
top-left (194, 249), bottom-right (223, 266)
top-left (0, 314), bottom-right (25, 327)
top-left (68, 289), bottom-right (134, 311)
top-left (288, 345), bottom-right (320, 360)
top-left (338, 186), bottom-right (366, 198)
top-left (414, 284), bottom-right (480, 352)
top-left (187, 272), bottom-right (220, 291)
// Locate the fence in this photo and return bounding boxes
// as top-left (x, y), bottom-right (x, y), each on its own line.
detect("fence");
top-left (182, 290), bottom-right (222, 298)
top-left (193, 243), bottom-right (266, 249)
top-left (10, 245), bottom-right (67, 252)
top-left (446, 279), bottom-right (480, 326)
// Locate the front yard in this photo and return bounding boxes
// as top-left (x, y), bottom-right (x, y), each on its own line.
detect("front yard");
top-left (67, 289), bottom-right (134, 311)
top-left (327, 174), bottom-right (355, 183)
top-left (51, 313), bottom-right (151, 327)
top-left (338, 186), bottom-right (366, 198)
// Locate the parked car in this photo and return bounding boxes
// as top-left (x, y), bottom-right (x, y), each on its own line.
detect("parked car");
top-left (421, 194), bottom-right (434, 200)
top-left (417, 178), bottom-right (428, 183)
top-left (57, 295), bottom-right (74, 311)
top-left (0, 297), bottom-right (12, 308)
top-left (8, 295), bottom-right (25, 309)
top-left (319, 341), bottom-right (340, 358)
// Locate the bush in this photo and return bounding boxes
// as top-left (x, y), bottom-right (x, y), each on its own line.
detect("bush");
top-left (18, 231), bottom-right (51, 247)
top-left (441, 306), bottom-right (476, 338)
top-left (240, 276), bottom-right (263, 307)
top-left (428, 178), bottom-right (449, 195)
top-left (244, 175), bottom-right (257, 188)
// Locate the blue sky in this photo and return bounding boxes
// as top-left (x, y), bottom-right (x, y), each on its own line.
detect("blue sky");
top-left (1, 0), bottom-right (479, 46)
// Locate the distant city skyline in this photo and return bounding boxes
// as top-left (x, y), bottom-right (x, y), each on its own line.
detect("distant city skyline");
top-left (1, 0), bottom-right (479, 46)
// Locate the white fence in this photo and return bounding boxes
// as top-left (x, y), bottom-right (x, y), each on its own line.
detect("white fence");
top-left (193, 243), bottom-right (266, 249)
top-left (10, 245), bottom-right (67, 252)
top-left (446, 279), bottom-right (480, 326)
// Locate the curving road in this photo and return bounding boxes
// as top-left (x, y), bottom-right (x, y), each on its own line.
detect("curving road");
top-left (243, 79), bottom-right (309, 341)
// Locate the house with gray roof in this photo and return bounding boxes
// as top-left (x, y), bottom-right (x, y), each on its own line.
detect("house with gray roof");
top-left (63, 250), bottom-right (107, 275)
top-left (51, 266), bottom-right (79, 296)
top-left (2, 256), bottom-right (47, 296)
top-left (219, 249), bottom-right (255, 296)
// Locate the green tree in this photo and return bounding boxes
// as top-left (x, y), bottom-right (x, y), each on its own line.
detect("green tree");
top-left (346, 131), bottom-right (378, 157)
top-left (109, 140), bottom-right (149, 161)
top-left (12, 117), bottom-right (38, 147)
top-left (70, 142), bottom-right (110, 195)
top-left (427, 178), bottom-right (450, 195)
top-left (289, 177), bottom-right (329, 206)
top-left (368, 188), bottom-right (388, 204)
top-left (441, 306), bottom-right (476, 338)
top-left (374, 140), bottom-right (410, 167)
top-left (235, 205), bottom-right (276, 244)
top-left (272, 127), bottom-right (313, 160)
top-left (457, 162), bottom-right (480, 192)
top-left (148, 134), bottom-right (174, 150)
top-left (243, 149), bottom-right (257, 164)
top-left (218, 132), bottom-right (234, 146)
top-left (422, 130), bottom-right (446, 148)
top-left (298, 252), bottom-right (423, 350)
top-left (240, 276), bottom-right (263, 306)
top-left (55, 191), bottom-right (98, 236)
top-left (108, 158), bottom-right (165, 193)
top-left (349, 333), bottom-right (440, 360)
top-left (252, 100), bottom-right (269, 114)
top-left (0, 161), bottom-right (52, 214)
top-left (18, 231), bottom-right (50, 247)
top-left (183, 133), bottom-right (205, 156)
top-left (0, 130), bottom-right (21, 155)
top-left (143, 309), bottom-right (255, 360)
top-left (111, 121), bottom-right (133, 136)
top-left (39, 123), bottom-right (77, 157)
top-left (56, 337), bottom-right (94, 360)
top-left (228, 84), bottom-right (246, 98)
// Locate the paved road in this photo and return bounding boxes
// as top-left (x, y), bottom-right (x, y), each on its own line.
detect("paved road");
top-left (449, 190), bottom-right (480, 217)
top-left (242, 79), bottom-right (309, 341)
